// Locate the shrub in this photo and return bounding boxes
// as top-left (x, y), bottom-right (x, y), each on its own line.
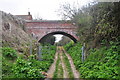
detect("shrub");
top-left (64, 42), bottom-right (120, 79)
top-left (12, 57), bottom-right (45, 78)
top-left (2, 47), bottom-right (17, 60)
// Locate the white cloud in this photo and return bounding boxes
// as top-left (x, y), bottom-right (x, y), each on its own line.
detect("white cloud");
top-left (0, 0), bottom-right (94, 20)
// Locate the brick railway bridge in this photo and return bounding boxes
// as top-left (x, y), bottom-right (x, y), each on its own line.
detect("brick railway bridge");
top-left (16, 12), bottom-right (79, 43)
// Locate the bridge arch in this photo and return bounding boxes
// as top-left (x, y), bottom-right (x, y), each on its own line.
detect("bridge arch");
top-left (38, 31), bottom-right (77, 43)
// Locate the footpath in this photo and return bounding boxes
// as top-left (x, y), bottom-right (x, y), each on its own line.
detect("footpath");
top-left (46, 46), bottom-right (81, 80)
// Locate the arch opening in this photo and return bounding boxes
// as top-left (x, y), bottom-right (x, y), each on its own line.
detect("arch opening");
top-left (38, 31), bottom-right (77, 45)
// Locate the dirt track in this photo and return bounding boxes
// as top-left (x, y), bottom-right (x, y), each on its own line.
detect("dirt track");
top-left (46, 46), bottom-right (81, 79)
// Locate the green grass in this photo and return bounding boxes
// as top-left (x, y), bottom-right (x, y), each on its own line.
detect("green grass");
top-left (53, 53), bottom-right (63, 78)
top-left (62, 52), bottom-right (74, 78)
top-left (57, 60), bottom-right (63, 78)
top-left (0, 47), bottom-right (2, 79)
top-left (64, 42), bottom-right (82, 70)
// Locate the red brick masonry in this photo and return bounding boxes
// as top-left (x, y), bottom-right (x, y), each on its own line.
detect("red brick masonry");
top-left (25, 20), bottom-right (79, 41)
top-left (16, 13), bottom-right (79, 42)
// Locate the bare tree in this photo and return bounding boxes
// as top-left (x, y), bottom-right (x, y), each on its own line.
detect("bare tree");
top-left (58, 2), bottom-right (81, 20)
top-left (33, 13), bottom-right (43, 20)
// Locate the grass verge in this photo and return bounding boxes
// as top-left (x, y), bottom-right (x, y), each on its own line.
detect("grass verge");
top-left (53, 53), bottom-right (63, 78)
top-left (62, 52), bottom-right (74, 78)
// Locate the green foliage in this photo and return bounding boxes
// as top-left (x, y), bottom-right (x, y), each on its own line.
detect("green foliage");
top-left (1, 47), bottom-right (17, 78)
top-left (64, 41), bottom-right (74, 51)
top-left (42, 44), bottom-right (56, 63)
top-left (2, 56), bottom-right (14, 78)
top-left (62, 2), bottom-right (120, 79)
top-left (2, 44), bottom-right (56, 78)
top-left (53, 54), bottom-right (62, 78)
top-left (2, 47), bottom-right (17, 60)
top-left (11, 45), bottom-right (56, 78)
top-left (80, 43), bottom-right (120, 79)
top-left (64, 42), bottom-right (120, 79)
top-left (12, 57), bottom-right (45, 78)
top-left (62, 52), bottom-right (74, 78)
top-left (0, 47), bottom-right (1, 80)
top-left (60, 2), bottom-right (120, 47)
top-left (64, 42), bottom-right (82, 70)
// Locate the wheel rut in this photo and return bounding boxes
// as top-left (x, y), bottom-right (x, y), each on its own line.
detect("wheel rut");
top-left (59, 47), bottom-right (69, 78)
top-left (46, 46), bottom-right (81, 79)
top-left (46, 47), bottom-right (59, 78)
top-left (62, 47), bottom-right (81, 79)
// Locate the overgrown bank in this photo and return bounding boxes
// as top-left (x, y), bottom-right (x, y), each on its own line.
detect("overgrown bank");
top-left (1, 44), bottom-right (56, 79)
top-left (61, 2), bottom-right (120, 79)
top-left (1, 11), bottom-right (57, 79)
top-left (1, 11), bottom-right (31, 51)
top-left (64, 41), bottom-right (120, 79)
